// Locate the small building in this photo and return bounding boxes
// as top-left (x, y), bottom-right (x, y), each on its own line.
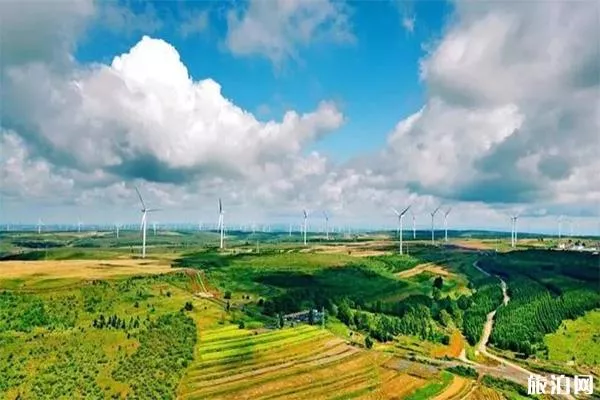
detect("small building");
top-left (283, 309), bottom-right (323, 324)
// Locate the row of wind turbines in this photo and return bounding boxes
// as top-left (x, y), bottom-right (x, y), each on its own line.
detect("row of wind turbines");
top-left (391, 205), bottom-right (453, 255)
top-left (28, 188), bottom-right (585, 259)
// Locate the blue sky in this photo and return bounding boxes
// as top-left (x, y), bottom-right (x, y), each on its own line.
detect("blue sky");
top-left (76, 0), bottom-right (450, 162)
top-left (0, 0), bottom-right (598, 234)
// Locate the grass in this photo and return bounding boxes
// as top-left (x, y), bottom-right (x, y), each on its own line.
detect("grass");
top-left (178, 323), bottom-right (431, 400)
top-left (404, 370), bottom-right (454, 400)
top-left (3, 232), bottom-right (595, 399)
top-left (0, 272), bottom-right (214, 399)
top-left (544, 309), bottom-right (600, 370)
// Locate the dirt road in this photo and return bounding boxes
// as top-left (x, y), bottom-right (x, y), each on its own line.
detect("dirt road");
top-left (471, 261), bottom-right (576, 399)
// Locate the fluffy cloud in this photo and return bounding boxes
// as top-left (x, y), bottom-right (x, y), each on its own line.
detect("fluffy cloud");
top-left (226, 0), bottom-right (354, 65)
top-left (1, 36), bottom-right (343, 212)
top-left (372, 0), bottom-right (599, 214)
top-left (0, 131), bottom-right (75, 201)
top-left (0, 0), bottom-right (94, 67)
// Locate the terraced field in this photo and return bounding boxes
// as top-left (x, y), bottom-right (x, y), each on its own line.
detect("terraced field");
top-left (178, 325), bottom-right (430, 399)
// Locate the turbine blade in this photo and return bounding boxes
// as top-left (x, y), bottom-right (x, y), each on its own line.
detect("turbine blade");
top-left (219, 198), bottom-right (222, 214)
top-left (135, 186), bottom-right (146, 210)
top-left (140, 212), bottom-right (147, 230)
top-left (391, 208), bottom-right (400, 216)
top-left (401, 205), bottom-right (411, 216)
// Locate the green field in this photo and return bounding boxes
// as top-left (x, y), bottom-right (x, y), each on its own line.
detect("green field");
top-left (0, 230), bottom-right (598, 399)
top-left (544, 310), bottom-right (600, 371)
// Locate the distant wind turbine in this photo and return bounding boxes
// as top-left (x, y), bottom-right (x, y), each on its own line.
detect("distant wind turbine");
top-left (558, 215), bottom-right (563, 240)
top-left (218, 198), bottom-right (225, 249)
top-left (115, 223), bottom-right (120, 239)
top-left (443, 208), bottom-right (452, 242)
top-left (392, 205), bottom-right (411, 255)
top-left (510, 214), bottom-right (520, 248)
top-left (135, 186), bottom-right (160, 258)
top-left (323, 211), bottom-right (330, 240)
top-left (77, 218), bottom-right (82, 233)
top-left (37, 218), bottom-right (44, 234)
top-left (303, 210), bottom-right (308, 246)
top-left (430, 206), bottom-right (441, 244)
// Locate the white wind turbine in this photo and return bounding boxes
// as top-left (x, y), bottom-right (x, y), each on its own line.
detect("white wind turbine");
top-left (37, 218), bottom-right (44, 234)
top-left (77, 218), bottom-right (82, 233)
top-left (443, 207), bottom-right (452, 242)
top-left (323, 211), bottom-right (330, 240)
top-left (135, 187), bottom-right (160, 259)
top-left (115, 223), bottom-right (120, 239)
top-left (153, 221), bottom-right (157, 236)
top-left (303, 210), bottom-right (308, 245)
top-left (218, 198), bottom-right (225, 249)
top-left (558, 215), bottom-right (564, 240)
top-left (430, 206), bottom-right (441, 244)
top-left (392, 205), bottom-right (411, 255)
top-left (510, 214), bottom-right (520, 248)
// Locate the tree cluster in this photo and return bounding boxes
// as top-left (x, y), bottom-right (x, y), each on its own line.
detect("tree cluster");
top-left (92, 314), bottom-right (141, 330)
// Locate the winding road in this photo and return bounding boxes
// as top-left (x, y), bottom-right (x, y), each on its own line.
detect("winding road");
top-left (469, 260), bottom-right (576, 400)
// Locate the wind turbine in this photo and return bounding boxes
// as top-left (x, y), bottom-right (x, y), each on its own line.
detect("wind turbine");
top-left (323, 211), bottom-right (330, 240)
top-left (558, 215), bottom-right (563, 240)
top-left (115, 223), bottom-right (120, 239)
top-left (430, 206), bottom-right (441, 244)
top-left (77, 218), bottom-right (82, 233)
top-left (37, 218), bottom-right (43, 234)
top-left (303, 210), bottom-right (308, 245)
top-left (392, 205), bottom-right (411, 255)
top-left (218, 198), bottom-right (225, 249)
top-left (152, 221), bottom-right (157, 236)
top-left (443, 207), bottom-right (452, 242)
top-left (135, 186), bottom-right (160, 258)
top-left (510, 214), bottom-right (519, 248)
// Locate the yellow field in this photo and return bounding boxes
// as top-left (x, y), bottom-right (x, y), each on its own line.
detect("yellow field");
top-left (432, 376), bottom-right (473, 400)
top-left (432, 331), bottom-right (465, 359)
top-left (396, 263), bottom-right (453, 279)
top-left (309, 241), bottom-right (391, 257)
top-left (0, 259), bottom-right (177, 281)
top-left (177, 325), bottom-right (430, 400)
top-left (466, 386), bottom-right (504, 400)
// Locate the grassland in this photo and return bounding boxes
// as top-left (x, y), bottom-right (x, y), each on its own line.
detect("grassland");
top-left (0, 230), bottom-right (598, 399)
top-left (543, 309), bottom-right (600, 373)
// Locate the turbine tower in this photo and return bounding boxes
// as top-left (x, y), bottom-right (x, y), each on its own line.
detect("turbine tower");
top-left (153, 221), bottom-right (157, 236)
top-left (37, 218), bottom-right (43, 234)
top-left (303, 210), bottom-right (308, 246)
top-left (392, 205), bottom-right (411, 255)
top-left (135, 186), bottom-right (160, 259)
top-left (510, 214), bottom-right (519, 248)
top-left (323, 211), bottom-right (330, 240)
top-left (558, 215), bottom-right (563, 240)
top-left (218, 198), bottom-right (225, 249)
top-left (115, 223), bottom-right (120, 239)
top-left (443, 207), bottom-right (452, 242)
top-left (430, 206), bottom-right (441, 245)
top-left (77, 218), bottom-right (82, 233)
